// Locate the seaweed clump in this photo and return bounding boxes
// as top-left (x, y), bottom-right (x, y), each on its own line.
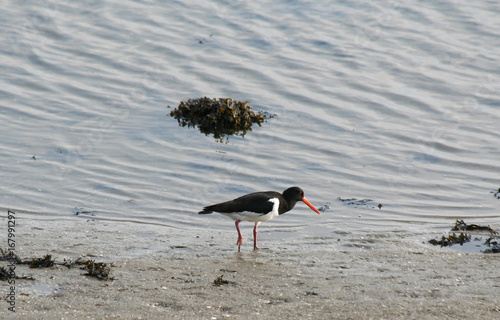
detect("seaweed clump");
top-left (428, 220), bottom-right (500, 253)
top-left (169, 97), bottom-right (266, 141)
top-left (27, 254), bottom-right (55, 268)
top-left (0, 249), bottom-right (115, 280)
top-left (429, 233), bottom-right (471, 247)
top-left (0, 250), bottom-right (54, 268)
top-left (484, 237), bottom-right (500, 254)
top-left (452, 220), bottom-right (498, 234)
top-left (82, 260), bottom-right (113, 281)
top-left (0, 267), bottom-right (34, 281)
top-left (213, 274), bottom-right (229, 287)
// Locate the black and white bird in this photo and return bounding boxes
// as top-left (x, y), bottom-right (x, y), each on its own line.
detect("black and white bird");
top-left (199, 186), bottom-right (321, 251)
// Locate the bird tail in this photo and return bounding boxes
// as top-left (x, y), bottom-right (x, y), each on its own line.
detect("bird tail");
top-left (198, 207), bottom-right (213, 214)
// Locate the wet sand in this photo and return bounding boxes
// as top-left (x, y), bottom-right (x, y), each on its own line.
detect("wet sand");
top-left (3, 218), bottom-right (500, 319)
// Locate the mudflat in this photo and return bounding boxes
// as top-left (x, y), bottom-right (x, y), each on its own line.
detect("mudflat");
top-left (3, 219), bottom-right (499, 319)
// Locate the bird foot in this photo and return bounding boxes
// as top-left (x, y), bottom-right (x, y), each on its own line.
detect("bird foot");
top-left (236, 238), bottom-right (243, 252)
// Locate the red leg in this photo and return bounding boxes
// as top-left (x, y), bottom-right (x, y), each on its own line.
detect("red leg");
top-left (253, 222), bottom-right (260, 251)
top-left (235, 220), bottom-right (243, 252)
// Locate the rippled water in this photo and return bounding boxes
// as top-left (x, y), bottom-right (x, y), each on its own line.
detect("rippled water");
top-left (1, 1), bottom-right (499, 244)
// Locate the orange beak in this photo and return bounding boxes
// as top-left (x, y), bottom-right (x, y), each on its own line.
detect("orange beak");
top-left (302, 197), bottom-right (321, 214)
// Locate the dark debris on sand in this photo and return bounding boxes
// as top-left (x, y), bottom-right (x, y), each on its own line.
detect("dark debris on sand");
top-left (452, 220), bottom-right (498, 234)
top-left (26, 254), bottom-right (55, 268)
top-left (0, 249), bottom-right (114, 281)
top-left (428, 220), bottom-right (499, 253)
top-left (0, 266), bottom-right (34, 281)
top-left (213, 274), bottom-right (229, 287)
top-left (81, 259), bottom-right (114, 281)
top-left (428, 233), bottom-right (471, 247)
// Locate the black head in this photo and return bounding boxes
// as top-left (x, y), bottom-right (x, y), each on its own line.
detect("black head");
top-left (282, 186), bottom-right (321, 215)
top-left (282, 186), bottom-right (305, 202)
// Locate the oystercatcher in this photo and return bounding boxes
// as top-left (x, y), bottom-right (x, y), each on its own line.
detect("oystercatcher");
top-left (199, 186), bottom-right (320, 251)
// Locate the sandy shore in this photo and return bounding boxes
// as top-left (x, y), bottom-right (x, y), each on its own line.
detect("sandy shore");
top-left (2, 218), bottom-right (499, 319)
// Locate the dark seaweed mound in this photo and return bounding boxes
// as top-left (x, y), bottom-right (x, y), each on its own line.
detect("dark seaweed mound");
top-left (169, 97), bottom-right (265, 140)
top-left (428, 220), bottom-right (499, 253)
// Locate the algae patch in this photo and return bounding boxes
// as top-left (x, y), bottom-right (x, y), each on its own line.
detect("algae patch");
top-left (428, 220), bottom-right (499, 253)
top-left (169, 97), bottom-right (272, 141)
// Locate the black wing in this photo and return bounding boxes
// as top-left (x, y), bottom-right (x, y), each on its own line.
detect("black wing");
top-left (199, 191), bottom-right (280, 214)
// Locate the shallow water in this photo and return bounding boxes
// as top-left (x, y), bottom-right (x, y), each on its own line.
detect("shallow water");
top-left (1, 1), bottom-right (499, 248)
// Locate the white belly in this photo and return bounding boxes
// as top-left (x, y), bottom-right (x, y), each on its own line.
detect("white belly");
top-left (219, 198), bottom-right (280, 222)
